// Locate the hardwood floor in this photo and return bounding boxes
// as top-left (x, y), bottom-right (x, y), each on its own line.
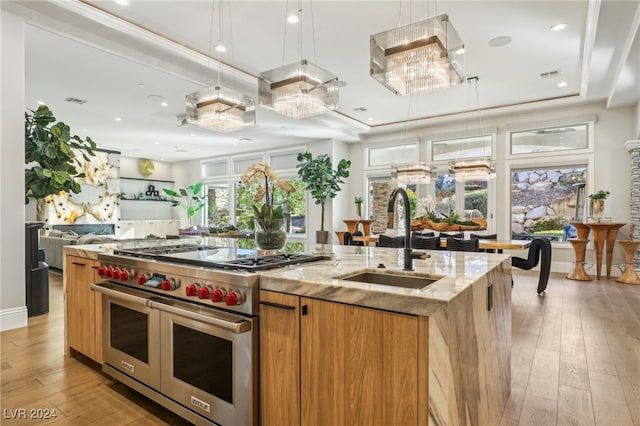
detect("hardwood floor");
top-left (1, 270), bottom-right (639, 425)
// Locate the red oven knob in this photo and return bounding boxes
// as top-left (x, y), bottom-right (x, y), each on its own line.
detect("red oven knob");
top-left (137, 274), bottom-right (150, 285)
top-left (113, 269), bottom-right (123, 280)
top-left (161, 278), bottom-right (179, 291)
top-left (211, 288), bottom-right (227, 303)
top-left (198, 286), bottom-right (212, 299)
top-left (119, 269), bottom-right (130, 281)
top-left (185, 283), bottom-right (200, 297)
top-left (225, 291), bottom-right (242, 306)
top-left (104, 267), bottom-right (114, 278)
top-left (97, 266), bottom-right (107, 276)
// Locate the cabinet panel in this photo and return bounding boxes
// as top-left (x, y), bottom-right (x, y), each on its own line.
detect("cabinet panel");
top-left (66, 255), bottom-right (101, 363)
top-left (260, 291), bottom-right (300, 426)
top-left (300, 298), bottom-right (419, 426)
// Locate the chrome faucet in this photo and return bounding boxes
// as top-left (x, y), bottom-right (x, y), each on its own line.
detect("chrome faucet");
top-left (387, 187), bottom-right (413, 271)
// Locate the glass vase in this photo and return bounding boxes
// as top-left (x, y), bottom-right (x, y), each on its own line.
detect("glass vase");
top-left (254, 218), bottom-right (287, 250)
top-left (591, 199), bottom-right (605, 221)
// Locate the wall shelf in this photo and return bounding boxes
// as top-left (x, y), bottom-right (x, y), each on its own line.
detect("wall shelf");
top-left (120, 198), bottom-right (172, 203)
top-left (120, 177), bottom-right (174, 183)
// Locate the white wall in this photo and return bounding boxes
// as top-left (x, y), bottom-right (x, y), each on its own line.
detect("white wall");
top-left (1, 8), bottom-right (28, 331)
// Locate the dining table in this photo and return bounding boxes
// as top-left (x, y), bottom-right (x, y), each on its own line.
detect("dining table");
top-left (351, 234), bottom-right (531, 251)
top-left (569, 221), bottom-right (626, 280)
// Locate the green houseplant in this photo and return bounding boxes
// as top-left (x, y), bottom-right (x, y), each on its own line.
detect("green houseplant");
top-left (588, 190), bottom-right (610, 220)
top-left (25, 105), bottom-right (97, 207)
top-left (296, 152), bottom-right (351, 243)
top-left (163, 182), bottom-right (205, 229)
top-left (354, 196), bottom-right (364, 219)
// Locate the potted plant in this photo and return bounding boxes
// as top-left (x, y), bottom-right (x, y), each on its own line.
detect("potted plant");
top-left (296, 152), bottom-right (351, 243)
top-left (240, 163), bottom-right (295, 250)
top-left (588, 190), bottom-right (610, 220)
top-left (163, 182), bottom-right (205, 232)
top-left (354, 196), bottom-right (364, 218)
top-left (24, 105), bottom-right (97, 216)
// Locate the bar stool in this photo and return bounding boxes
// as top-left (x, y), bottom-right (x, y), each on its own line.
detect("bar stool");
top-left (567, 239), bottom-right (591, 281)
top-left (616, 240), bottom-right (640, 284)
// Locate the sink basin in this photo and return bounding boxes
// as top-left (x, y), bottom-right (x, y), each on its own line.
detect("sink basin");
top-left (335, 270), bottom-right (443, 289)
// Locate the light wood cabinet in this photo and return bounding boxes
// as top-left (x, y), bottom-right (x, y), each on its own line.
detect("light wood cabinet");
top-left (66, 255), bottom-right (102, 363)
top-left (260, 290), bottom-right (426, 426)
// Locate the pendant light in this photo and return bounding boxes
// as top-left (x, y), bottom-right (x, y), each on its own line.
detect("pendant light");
top-left (186, 0), bottom-right (255, 132)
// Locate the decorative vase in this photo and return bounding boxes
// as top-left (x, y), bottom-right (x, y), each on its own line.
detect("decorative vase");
top-left (254, 218), bottom-right (287, 250)
top-left (355, 203), bottom-right (363, 219)
top-left (591, 199), bottom-right (605, 220)
top-left (316, 230), bottom-right (329, 244)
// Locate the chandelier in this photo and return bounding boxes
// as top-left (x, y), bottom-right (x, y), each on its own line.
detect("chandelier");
top-left (186, 86), bottom-right (255, 133)
top-left (392, 162), bottom-right (436, 184)
top-left (448, 76), bottom-right (494, 181)
top-left (185, 0), bottom-right (255, 133)
top-left (370, 14), bottom-right (464, 96)
top-left (259, 59), bottom-right (339, 119)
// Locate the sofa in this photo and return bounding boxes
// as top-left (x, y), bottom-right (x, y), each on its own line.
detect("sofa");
top-left (39, 224), bottom-right (115, 270)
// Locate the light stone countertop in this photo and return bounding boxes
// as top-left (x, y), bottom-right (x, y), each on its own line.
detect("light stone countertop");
top-left (64, 241), bottom-right (511, 316)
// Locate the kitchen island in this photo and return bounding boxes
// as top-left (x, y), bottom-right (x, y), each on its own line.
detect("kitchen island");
top-left (259, 245), bottom-right (512, 426)
top-left (64, 241), bottom-right (511, 426)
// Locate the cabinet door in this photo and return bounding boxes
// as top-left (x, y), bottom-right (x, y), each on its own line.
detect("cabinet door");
top-left (66, 255), bottom-right (100, 362)
top-left (300, 298), bottom-right (419, 426)
top-left (259, 291), bottom-right (301, 426)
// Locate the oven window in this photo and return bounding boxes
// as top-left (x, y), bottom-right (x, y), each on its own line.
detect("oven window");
top-left (173, 324), bottom-right (233, 404)
top-left (110, 304), bottom-right (148, 363)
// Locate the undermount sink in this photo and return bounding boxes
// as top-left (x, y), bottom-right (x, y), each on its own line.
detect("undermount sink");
top-left (335, 270), bottom-right (443, 289)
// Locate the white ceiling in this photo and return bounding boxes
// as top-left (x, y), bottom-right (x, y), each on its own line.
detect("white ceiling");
top-left (16, 0), bottom-right (640, 162)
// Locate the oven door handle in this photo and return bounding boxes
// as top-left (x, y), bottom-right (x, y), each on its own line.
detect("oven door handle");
top-left (149, 300), bottom-right (252, 334)
top-left (90, 283), bottom-right (150, 306)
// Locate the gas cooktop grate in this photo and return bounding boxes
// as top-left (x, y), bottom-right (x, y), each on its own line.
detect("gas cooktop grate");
top-left (114, 244), bottom-right (220, 258)
top-left (156, 252), bottom-right (329, 272)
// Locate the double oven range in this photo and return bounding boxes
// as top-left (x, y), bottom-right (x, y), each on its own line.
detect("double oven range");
top-left (91, 244), bottom-right (325, 426)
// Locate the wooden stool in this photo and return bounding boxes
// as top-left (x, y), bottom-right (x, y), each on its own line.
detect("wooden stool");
top-left (616, 240), bottom-right (640, 284)
top-left (335, 231), bottom-right (346, 245)
top-left (567, 239), bottom-right (592, 281)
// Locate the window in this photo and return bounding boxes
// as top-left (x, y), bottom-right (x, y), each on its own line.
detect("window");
top-left (205, 183), bottom-right (230, 228)
top-left (434, 174), bottom-right (456, 217)
top-left (510, 124), bottom-right (588, 155)
top-left (367, 142), bottom-right (418, 168)
top-left (510, 166), bottom-right (586, 240)
top-left (432, 135), bottom-right (492, 161)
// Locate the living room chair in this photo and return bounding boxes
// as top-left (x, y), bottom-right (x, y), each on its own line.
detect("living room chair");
top-left (446, 237), bottom-right (480, 252)
top-left (511, 237), bottom-right (552, 295)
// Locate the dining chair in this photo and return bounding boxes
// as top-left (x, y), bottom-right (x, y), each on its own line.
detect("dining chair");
top-left (412, 231), bottom-right (435, 237)
top-left (445, 237), bottom-right (480, 252)
top-left (343, 231), bottom-right (364, 246)
top-left (512, 237), bottom-right (552, 295)
top-left (470, 233), bottom-right (498, 253)
top-left (411, 235), bottom-right (441, 250)
top-left (377, 234), bottom-right (406, 248)
top-left (440, 232), bottom-right (464, 239)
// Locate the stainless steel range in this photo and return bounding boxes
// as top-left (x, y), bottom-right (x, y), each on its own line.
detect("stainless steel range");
top-left (90, 244), bottom-right (326, 426)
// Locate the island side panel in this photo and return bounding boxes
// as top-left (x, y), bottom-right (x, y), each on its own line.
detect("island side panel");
top-left (428, 259), bottom-right (511, 426)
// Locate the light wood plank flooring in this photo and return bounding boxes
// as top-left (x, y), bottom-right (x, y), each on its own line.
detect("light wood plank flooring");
top-left (2, 270), bottom-right (639, 425)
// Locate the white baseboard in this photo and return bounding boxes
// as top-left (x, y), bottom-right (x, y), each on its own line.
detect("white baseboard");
top-left (0, 306), bottom-right (28, 331)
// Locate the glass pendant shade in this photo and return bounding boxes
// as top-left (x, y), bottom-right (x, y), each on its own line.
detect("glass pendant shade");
top-left (392, 163), bottom-right (435, 184)
top-left (370, 14), bottom-right (464, 96)
top-left (259, 60), bottom-right (339, 119)
top-left (449, 158), bottom-right (495, 182)
top-left (186, 86), bottom-right (255, 133)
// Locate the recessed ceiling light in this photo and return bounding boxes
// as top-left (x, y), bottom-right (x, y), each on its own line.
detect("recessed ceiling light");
top-left (455, 48), bottom-right (465, 55)
top-left (137, 83), bottom-right (145, 88)
top-left (161, 102), bottom-right (168, 107)
top-left (190, 133), bottom-right (195, 137)
top-left (160, 158), bottom-right (165, 161)
top-left (147, 94), bottom-right (165, 101)
top-left (114, 0), bottom-right (128, 5)
top-left (488, 36), bottom-right (512, 47)
top-left (155, 141), bottom-right (160, 145)
top-left (287, 14), bottom-right (299, 23)
top-left (551, 23), bottom-right (567, 31)
top-left (37, 100), bottom-right (46, 105)
top-left (239, 138), bottom-right (252, 142)
top-left (214, 44), bottom-right (227, 53)
top-left (557, 81), bottom-right (568, 87)
top-left (82, 128), bottom-right (88, 132)
top-left (353, 107), bottom-right (367, 112)
top-left (115, 117), bottom-right (122, 122)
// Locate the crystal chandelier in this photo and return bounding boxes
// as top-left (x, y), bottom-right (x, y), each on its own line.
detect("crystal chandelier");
top-left (370, 14), bottom-right (464, 96)
top-left (448, 158), bottom-right (495, 182)
top-left (259, 60), bottom-right (339, 119)
top-left (185, 0), bottom-right (255, 133)
top-left (392, 162), bottom-right (436, 184)
top-left (186, 86), bottom-right (255, 133)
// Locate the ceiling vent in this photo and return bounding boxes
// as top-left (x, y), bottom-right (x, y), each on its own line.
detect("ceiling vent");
top-left (64, 96), bottom-right (88, 105)
top-left (539, 70), bottom-right (560, 79)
